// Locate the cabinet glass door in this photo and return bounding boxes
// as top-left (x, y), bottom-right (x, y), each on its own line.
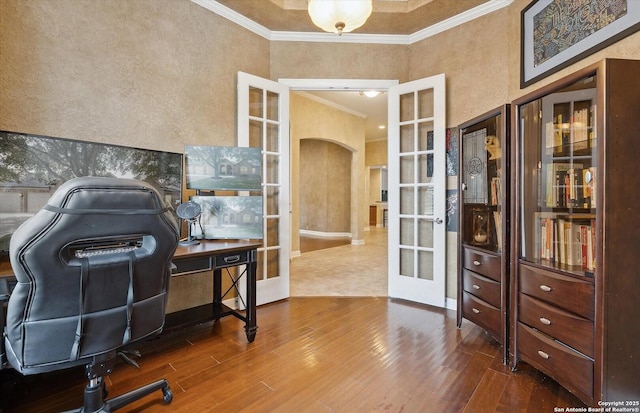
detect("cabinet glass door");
top-left (518, 76), bottom-right (597, 277)
top-left (460, 113), bottom-right (505, 253)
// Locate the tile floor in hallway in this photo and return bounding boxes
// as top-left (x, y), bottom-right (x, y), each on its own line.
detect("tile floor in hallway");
top-left (291, 227), bottom-right (388, 297)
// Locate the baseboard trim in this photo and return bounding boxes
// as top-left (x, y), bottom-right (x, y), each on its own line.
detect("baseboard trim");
top-left (299, 229), bottom-right (351, 239)
top-left (445, 297), bottom-right (457, 311)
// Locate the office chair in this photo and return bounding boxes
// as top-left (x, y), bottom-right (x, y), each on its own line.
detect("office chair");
top-left (3, 176), bottom-right (179, 412)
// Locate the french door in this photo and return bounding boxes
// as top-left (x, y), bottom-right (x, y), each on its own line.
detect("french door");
top-left (237, 72), bottom-right (290, 306)
top-left (387, 74), bottom-right (446, 307)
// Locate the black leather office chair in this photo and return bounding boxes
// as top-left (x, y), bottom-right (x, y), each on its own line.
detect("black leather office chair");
top-left (3, 176), bottom-right (179, 412)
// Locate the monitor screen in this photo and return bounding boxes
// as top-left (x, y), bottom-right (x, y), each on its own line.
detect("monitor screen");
top-left (184, 145), bottom-right (262, 192)
top-left (0, 131), bottom-right (183, 254)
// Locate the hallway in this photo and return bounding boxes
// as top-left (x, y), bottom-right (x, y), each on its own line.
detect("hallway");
top-left (291, 227), bottom-right (388, 297)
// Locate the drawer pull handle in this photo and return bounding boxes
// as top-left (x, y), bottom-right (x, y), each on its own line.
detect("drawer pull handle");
top-left (472, 308), bottom-right (480, 314)
top-left (224, 255), bottom-right (241, 264)
top-left (537, 350), bottom-right (550, 359)
top-left (472, 284), bottom-right (481, 290)
top-left (539, 317), bottom-right (551, 325)
top-left (539, 285), bottom-right (552, 292)
top-left (473, 260), bottom-right (481, 266)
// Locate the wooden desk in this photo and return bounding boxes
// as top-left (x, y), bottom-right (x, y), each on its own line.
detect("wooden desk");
top-left (170, 240), bottom-right (261, 343)
top-left (0, 239), bottom-right (261, 343)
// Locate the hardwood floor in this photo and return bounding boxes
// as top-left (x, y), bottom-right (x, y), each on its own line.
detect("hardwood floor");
top-left (0, 297), bottom-right (586, 412)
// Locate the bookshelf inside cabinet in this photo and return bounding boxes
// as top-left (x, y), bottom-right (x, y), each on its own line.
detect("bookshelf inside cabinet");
top-left (528, 87), bottom-right (598, 278)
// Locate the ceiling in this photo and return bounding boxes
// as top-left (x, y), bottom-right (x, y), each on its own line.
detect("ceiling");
top-left (299, 90), bottom-right (390, 142)
top-left (214, 0), bottom-right (489, 36)
top-left (198, 0), bottom-right (509, 142)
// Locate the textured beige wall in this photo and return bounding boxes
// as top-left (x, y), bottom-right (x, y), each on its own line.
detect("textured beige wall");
top-left (0, 0), bottom-right (270, 152)
top-left (270, 42), bottom-right (410, 82)
top-left (365, 140), bottom-right (388, 166)
top-left (299, 140), bottom-right (351, 233)
top-left (290, 93), bottom-right (366, 253)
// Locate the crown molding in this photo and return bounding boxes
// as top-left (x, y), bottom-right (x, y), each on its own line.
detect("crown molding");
top-left (191, 0), bottom-right (273, 39)
top-left (191, 0), bottom-right (513, 45)
top-left (280, 78), bottom-right (399, 91)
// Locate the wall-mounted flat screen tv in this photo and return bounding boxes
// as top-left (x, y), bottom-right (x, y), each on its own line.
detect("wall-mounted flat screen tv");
top-left (0, 131), bottom-right (183, 255)
top-left (190, 196), bottom-right (263, 240)
top-left (184, 145), bottom-right (262, 192)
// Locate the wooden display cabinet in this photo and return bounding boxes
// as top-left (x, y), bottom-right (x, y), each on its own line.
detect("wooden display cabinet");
top-left (457, 105), bottom-right (510, 363)
top-left (511, 59), bottom-right (640, 405)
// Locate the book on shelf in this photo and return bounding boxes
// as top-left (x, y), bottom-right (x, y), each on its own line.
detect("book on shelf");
top-left (572, 106), bottom-right (590, 151)
top-left (546, 114), bottom-right (569, 154)
top-left (535, 215), bottom-right (595, 274)
top-left (544, 105), bottom-right (595, 154)
top-left (493, 211), bottom-right (502, 249)
top-left (545, 163), bottom-right (597, 208)
top-left (490, 177), bottom-right (501, 206)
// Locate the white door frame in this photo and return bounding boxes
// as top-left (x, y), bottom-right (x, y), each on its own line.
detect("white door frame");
top-left (279, 78), bottom-right (399, 251)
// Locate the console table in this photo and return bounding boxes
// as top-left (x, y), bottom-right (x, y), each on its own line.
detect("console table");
top-left (169, 240), bottom-right (261, 343)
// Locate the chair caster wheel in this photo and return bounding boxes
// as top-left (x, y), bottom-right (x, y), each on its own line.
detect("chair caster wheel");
top-left (162, 387), bottom-right (173, 404)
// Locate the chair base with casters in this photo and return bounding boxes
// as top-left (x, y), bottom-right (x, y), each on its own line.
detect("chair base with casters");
top-left (58, 351), bottom-right (173, 413)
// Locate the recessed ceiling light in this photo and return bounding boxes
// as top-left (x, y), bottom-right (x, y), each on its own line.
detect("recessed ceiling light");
top-left (379, 125), bottom-right (386, 129)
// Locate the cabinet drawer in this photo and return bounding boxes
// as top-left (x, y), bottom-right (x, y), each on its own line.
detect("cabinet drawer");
top-left (463, 247), bottom-right (501, 281)
top-left (517, 323), bottom-right (593, 401)
top-left (463, 269), bottom-right (501, 308)
top-left (519, 294), bottom-right (594, 357)
top-left (172, 256), bottom-right (212, 275)
top-left (214, 250), bottom-right (251, 268)
top-left (519, 264), bottom-right (594, 320)
top-left (462, 291), bottom-right (501, 340)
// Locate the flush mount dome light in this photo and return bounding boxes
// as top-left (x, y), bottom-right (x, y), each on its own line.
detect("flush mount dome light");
top-left (360, 90), bottom-right (384, 98)
top-left (308, 0), bottom-right (373, 36)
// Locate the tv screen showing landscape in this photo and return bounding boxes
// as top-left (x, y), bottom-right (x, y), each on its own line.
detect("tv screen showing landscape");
top-left (190, 196), bottom-right (263, 240)
top-left (0, 131), bottom-right (183, 254)
top-left (184, 145), bottom-right (262, 192)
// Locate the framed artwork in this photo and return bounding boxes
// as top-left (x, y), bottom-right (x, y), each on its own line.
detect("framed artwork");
top-left (446, 127), bottom-right (458, 176)
top-left (190, 196), bottom-right (263, 240)
top-left (446, 189), bottom-right (458, 233)
top-left (184, 145), bottom-right (262, 192)
top-left (521, 0), bottom-right (640, 88)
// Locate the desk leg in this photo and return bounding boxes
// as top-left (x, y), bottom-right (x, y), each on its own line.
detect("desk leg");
top-left (213, 268), bottom-right (223, 320)
top-left (245, 258), bottom-right (257, 342)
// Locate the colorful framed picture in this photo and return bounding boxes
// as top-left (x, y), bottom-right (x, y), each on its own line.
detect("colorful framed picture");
top-left (521, 0), bottom-right (640, 88)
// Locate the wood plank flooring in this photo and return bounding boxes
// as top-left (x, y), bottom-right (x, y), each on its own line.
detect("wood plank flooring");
top-left (0, 297), bottom-right (586, 412)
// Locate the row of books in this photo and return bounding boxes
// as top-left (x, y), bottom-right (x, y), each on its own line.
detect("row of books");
top-left (536, 216), bottom-right (595, 274)
top-left (544, 163), bottom-right (596, 208)
top-left (545, 107), bottom-right (594, 153)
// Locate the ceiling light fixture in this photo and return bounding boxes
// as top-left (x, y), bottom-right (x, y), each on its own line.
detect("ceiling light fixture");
top-left (359, 90), bottom-right (383, 98)
top-left (307, 0), bottom-right (373, 36)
